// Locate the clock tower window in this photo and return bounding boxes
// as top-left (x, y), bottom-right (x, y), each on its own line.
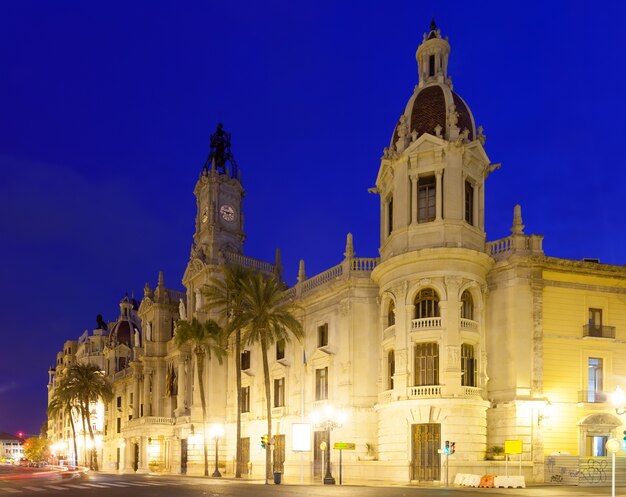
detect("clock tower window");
top-left (418, 176), bottom-right (436, 223)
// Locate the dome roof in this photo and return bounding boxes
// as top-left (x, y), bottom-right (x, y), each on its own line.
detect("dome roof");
top-left (391, 84), bottom-right (475, 148)
top-left (109, 320), bottom-right (133, 348)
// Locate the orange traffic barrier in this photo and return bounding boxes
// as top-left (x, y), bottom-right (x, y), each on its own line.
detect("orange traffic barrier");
top-left (479, 475), bottom-right (494, 488)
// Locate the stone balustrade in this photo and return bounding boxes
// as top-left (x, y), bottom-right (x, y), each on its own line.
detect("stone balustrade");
top-left (411, 317), bottom-right (442, 330)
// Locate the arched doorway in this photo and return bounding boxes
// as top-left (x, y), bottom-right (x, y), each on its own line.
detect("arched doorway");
top-left (578, 413), bottom-right (621, 456)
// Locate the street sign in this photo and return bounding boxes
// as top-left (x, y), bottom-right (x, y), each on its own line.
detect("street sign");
top-left (505, 440), bottom-right (522, 454)
top-left (334, 442), bottom-right (355, 450)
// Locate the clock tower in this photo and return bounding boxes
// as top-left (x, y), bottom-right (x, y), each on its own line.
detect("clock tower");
top-left (191, 123), bottom-right (245, 265)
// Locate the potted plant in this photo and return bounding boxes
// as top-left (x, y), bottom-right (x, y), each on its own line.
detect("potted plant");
top-left (488, 445), bottom-right (505, 460)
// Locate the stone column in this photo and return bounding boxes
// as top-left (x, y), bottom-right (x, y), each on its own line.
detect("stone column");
top-left (133, 376), bottom-right (140, 419)
top-left (143, 370), bottom-right (152, 417)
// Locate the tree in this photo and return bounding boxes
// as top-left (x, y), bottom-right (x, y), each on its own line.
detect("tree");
top-left (23, 437), bottom-right (49, 463)
top-left (202, 264), bottom-right (253, 478)
top-left (63, 362), bottom-right (112, 471)
top-left (175, 317), bottom-right (226, 477)
top-left (48, 381), bottom-right (80, 466)
top-left (236, 271), bottom-right (303, 483)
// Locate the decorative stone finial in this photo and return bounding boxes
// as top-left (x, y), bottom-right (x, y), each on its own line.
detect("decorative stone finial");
top-left (274, 248), bottom-right (283, 278)
top-left (143, 282), bottom-right (151, 297)
top-left (158, 271), bottom-right (164, 287)
top-left (344, 233), bottom-right (355, 259)
top-left (511, 204), bottom-right (525, 235)
top-left (430, 18), bottom-right (437, 32)
top-left (297, 260), bottom-right (306, 284)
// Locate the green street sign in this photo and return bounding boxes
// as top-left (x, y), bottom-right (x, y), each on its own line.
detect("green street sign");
top-left (334, 442), bottom-right (356, 450)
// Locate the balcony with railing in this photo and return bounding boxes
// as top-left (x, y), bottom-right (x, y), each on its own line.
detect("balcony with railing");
top-left (407, 385), bottom-right (442, 398)
top-left (460, 318), bottom-right (478, 330)
top-left (411, 317), bottom-right (442, 330)
top-left (578, 390), bottom-right (608, 404)
top-left (583, 324), bottom-right (616, 339)
top-left (127, 416), bottom-right (174, 427)
top-left (383, 325), bottom-right (395, 341)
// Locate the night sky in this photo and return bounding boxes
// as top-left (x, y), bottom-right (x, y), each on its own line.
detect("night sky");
top-left (1, 1), bottom-right (625, 436)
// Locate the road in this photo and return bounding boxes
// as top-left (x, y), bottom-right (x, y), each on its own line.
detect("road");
top-left (0, 467), bottom-right (623, 497)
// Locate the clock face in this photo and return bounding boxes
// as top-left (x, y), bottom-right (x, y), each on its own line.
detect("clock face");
top-left (220, 204), bottom-right (235, 222)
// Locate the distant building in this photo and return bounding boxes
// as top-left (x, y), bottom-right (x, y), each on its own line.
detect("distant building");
top-left (0, 432), bottom-right (25, 464)
top-left (47, 22), bottom-right (626, 485)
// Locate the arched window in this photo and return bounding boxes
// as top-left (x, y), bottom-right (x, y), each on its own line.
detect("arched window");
top-left (461, 343), bottom-right (477, 387)
top-left (414, 289), bottom-right (440, 319)
top-left (461, 290), bottom-right (474, 320)
top-left (387, 301), bottom-right (396, 326)
top-left (387, 350), bottom-right (395, 390)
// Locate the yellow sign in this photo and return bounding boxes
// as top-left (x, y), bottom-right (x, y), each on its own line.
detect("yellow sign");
top-left (334, 442), bottom-right (355, 450)
top-left (504, 440), bottom-right (522, 454)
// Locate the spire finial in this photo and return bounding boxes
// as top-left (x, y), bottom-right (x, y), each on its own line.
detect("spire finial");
top-left (511, 204), bottom-right (525, 235)
top-left (344, 232), bottom-right (355, 259)
top-left (158, 270), bottom-right (164, 287)
top-left (298, 259), bottom-right (307, 284)
top-left (430, 17), bottom-right (437, 32)
top-left (274, 248), bottom-right (283, 278)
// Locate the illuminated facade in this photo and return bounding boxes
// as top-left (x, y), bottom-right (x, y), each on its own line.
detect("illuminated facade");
top-left (47, 22), bottom-right (626, 484)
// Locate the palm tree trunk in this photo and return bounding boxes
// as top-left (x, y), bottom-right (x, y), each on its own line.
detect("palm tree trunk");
top-left (261, 336), bottom-right (272, 484)
top-left (69, 407), bottom-right (78, 467)
top-left (81, 410), bottom-right (88, 467)
top-left (235, 328), bottom-right (242, 478)
top-left (196, 349), bottom-right (209, 477)
top-left (84, 401), bottom-right (99, 471)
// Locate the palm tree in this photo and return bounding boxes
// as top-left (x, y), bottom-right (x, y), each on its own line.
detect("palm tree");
top-left (202, 264), bottom-right (252, 478)
top-left (64, 362), bottom-right (112, 471)
top-left (236, 271), bottom-right (303, 483)
top-left (174, 317), bottom-right (226, 477)
top-left (47, 385), bottom-right (79, 467)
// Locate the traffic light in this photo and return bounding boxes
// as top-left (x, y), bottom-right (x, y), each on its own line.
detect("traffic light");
top-left (444, 440), bottom-right (450, 455)
top-left (450, 442), bottom-right (456, 454)
top-left (17, 432), bottom-right (23, 439)
top-left (622, 431), bottom-right (626, 449)
top-left (261, 434), bottom-right (269, 449)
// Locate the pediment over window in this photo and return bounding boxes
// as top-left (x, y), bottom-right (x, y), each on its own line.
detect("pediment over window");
top-left (309, 347), bottom-right (333, 366)
top-left (270, 360), bottom-right (289, 375)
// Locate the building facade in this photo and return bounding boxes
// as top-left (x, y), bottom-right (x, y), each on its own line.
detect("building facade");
top-left (47, 22), bottom-right (626, 484)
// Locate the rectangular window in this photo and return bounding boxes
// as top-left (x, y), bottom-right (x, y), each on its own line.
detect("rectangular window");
top-left (241, 350), bottom-right (251, 370)
top-left (589, 308), bottom-right (602, 335)
top-left (465, 181), bottom-right (474, 225)
top-left (414, 342), bottom-right (439, 386)
top-left (429, 54), bottom-right (435, 77)
top-left (116, 418), bottom-right (121, 434)
top-left (388, 197), bottom-right (394, 236)
top-left (317, 323), bottom-right (328, 348)
top-left (274, 378), bottom-right (285, 407)
top-left (461, 344), bottom-right (477, 387)
top-left (587, 357), bottom-right (603, 402)
top-left (315, 367), bottom-right (328, 400)
top-left (241, 386), bottom-right (250, 413)
top-left (418, 176), bottom-right (436, 222)
top-left (116, 396), bottom-right (122, 410)
top-left (276, 339), bottom-right (285, 361)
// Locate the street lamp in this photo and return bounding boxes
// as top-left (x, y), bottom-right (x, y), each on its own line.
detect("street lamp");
top-left (209, 423), bottom-right (225, 477)
top-left (612, 386), bottom-right (626, 415)
top-left (311, 405), bottom-right (347, 485)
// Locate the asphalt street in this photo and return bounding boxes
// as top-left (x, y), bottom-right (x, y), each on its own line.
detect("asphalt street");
top-left (1, 468), bottom-right (625, 497)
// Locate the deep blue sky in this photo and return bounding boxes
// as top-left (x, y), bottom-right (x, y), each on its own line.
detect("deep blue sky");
top-left (1, 1), bottom-right (625, 436)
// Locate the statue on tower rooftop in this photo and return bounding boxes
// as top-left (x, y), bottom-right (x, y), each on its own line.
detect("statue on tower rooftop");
top-left (204, 122), bottom-right (239, 179)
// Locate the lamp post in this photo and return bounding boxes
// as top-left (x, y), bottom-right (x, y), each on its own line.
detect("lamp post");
top-left (209, 423), bottom-right (225, 477)
top-left (311, 405), bottom-right (347, 485)
top-left (611, 386), bottom-right (626, 415)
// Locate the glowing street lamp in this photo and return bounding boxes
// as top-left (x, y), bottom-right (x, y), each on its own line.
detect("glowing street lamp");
top-left (209, 423), bottom-right (225, 477)
top-left (311, 405), bottom-right (347, 485)
top-left (612, 386), bottom-right (626, 415)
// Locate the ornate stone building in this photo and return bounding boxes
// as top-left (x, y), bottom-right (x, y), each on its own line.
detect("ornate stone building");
top-left (47, 22), bottom-right (626, 484)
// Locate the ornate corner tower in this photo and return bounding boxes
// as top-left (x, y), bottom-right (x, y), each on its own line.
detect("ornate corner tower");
top-left (191, 123), bottom-right (245, 265)
top-left (374, 20), bottom-right (496, 261)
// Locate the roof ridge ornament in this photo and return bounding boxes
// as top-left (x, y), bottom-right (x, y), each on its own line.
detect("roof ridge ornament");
top-left (203, 122), bottom-right (239, 180)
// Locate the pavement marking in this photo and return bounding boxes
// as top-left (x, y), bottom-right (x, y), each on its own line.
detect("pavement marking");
top-left (124, 482), bottom-right (149, 486)
top-left (97, 483), bottom-right (128, 487)
top-left (81, 483), bottom-right (108, 488)
top-left (0, 490), bottom-right (22, 494)
top-left (62, 484), bottom-right (91, 489)
top-left (22, 487), bottom-right (45, 492)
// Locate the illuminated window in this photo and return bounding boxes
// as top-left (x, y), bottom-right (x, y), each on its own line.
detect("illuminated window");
top-left (587, 357), bottom-right (603, 402)
top-left (415, 289), bottom-right (440, 319)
